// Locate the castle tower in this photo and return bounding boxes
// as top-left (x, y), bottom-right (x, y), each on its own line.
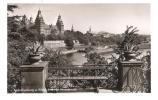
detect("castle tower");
top-left (56, 14), bottom-right (64, 34)
top-left (35, 9), bottom-right (45, 34)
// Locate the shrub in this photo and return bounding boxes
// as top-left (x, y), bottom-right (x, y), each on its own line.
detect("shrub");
top-left (41, 49), bottom-right (72, 67)
top-left (75, 52), bottom-right (118, 89)
top-left (64, 38), bottom-right (74, 50)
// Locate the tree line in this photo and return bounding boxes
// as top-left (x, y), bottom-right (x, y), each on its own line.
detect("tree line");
top-left (45, 28), bottom-right (150, 48)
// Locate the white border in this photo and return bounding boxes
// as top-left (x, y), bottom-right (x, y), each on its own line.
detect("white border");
top-left (0, 0), bottom-right (157, 100)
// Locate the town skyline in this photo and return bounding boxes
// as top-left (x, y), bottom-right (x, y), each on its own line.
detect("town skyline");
top-left (9, 4), bottom-right (150, 34)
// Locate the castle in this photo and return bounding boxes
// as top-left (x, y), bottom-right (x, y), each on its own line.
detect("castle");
top-left (21, 9), bottom-right (64, 36)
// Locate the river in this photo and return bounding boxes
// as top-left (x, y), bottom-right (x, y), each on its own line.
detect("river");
top-left (44, 41), bottom-right (115, 65)
top-left (44, 41), bottom-right (150, 66)
top-left (66, 52), bottom-right (87, 65)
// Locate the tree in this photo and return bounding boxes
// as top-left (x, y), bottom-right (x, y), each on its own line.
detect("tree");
top-left (75, 52), bottom-right (118, 89)
top-left (7, 5), bottom-right (18, 12)
top-left (64, 37), bottom-right (74, 50)
top-left (84, 46), bottom-right (95, 53)
top-left (7, 5), bottom-right (44, 92)
top-left (19, 26), bottom-right (44, 55)
top-left (7, 5), bottom-right (20, 32)
top-left (75, 31), bottom-right (89, 45)
top-left (41, 49), bottom-right (72, 67)
top-left (64, 30), bottom-right (90, 45)
top-left (84, 52), bottom-right (108, 65)
top-left (7, 5), bottom-right (24, 93)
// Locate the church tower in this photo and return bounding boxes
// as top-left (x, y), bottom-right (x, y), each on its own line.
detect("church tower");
top-left (35, 9), bottom-right (45, 34)
top-left (87, 26), bottom-right (92, 33)
top-left (71, 24), bottom-right (74, 32)
top-left (56, 14), bottom-right (64, 35)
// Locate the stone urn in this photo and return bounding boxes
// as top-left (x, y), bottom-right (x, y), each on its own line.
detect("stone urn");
top-left (29, 54), bottom-right (42, 64)
top-left (124, 51), bottom-right (137, 61)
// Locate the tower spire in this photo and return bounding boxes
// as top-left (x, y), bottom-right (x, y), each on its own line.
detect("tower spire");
top-left (71, 24), bottom-right (74, 32)
top-left (56, 14), bottom-right (64, 34)
top-left (35, 9), bottom-right (45, 34)
top-left (89, 26), bottom-right (91, 33)
top-left (37, 9), bottom-right (42, 18)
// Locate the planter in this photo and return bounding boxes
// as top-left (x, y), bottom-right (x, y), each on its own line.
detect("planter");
top-left (29, 54), bottom-right (42, 64)
top-left (124, 52), bottom-right (137, 61)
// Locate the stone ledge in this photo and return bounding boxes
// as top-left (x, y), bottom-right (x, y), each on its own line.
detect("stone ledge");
top-left (20, 61), bottom-right (48, 72)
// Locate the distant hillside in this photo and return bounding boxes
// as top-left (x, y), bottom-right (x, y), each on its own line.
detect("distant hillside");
top-left (93, 31), bottom-right (115, 38)
top-left (138, 43), bottom-right (151, 50)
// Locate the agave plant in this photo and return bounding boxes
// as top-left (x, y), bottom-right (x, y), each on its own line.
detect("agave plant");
top-left (115, 26), bottom-right (140, 61)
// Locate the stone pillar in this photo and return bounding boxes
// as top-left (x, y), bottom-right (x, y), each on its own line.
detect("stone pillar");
top-left (117, 61), bottom-right (123, 91)
top-left (20, 61), bottom-right (48, 93)
top-left (117, 61), bottom-right (143, 91)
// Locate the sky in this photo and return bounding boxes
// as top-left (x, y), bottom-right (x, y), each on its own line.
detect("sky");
top-left (9, 4), bottom-right (150, 34)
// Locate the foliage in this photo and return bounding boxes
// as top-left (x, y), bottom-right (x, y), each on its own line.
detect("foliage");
top-left (8, 32), bottom-right (30, 92)
top-left (7, 5), bottom-right (26, 92)
top-left (46, 51), bottom-right (118, 90)
top-left (46, 29), bottom-right (125, 46)
top-left (8, 29), bottom-right (44, 92)
top-left (64, 30), bottom-right (89, 45)
top-left (45, 27), bottom-right (149, 48)
top-left (141, 51), bottom-right (151, 93)
top-left (7, 5), bottom-right (45, 92)
top-left (45, 34), bottom-right (59, 40)
top-left (8, 5), bottom-right (18, 12)
top-left (76, 52), bottom-right (118, 89)
top-left (8, 16), bottom-right (22, 32)
top-left (75, 31), bottom-right (89, 45)
top-left (114, 26), bottom-right (140, 61)
top-left (84, 46), bottom-right (95, 53)
top-left (7, 63), bottom-right (21, 93)
top-left (64, 37), bottom-right (74, 50)
top-left (84, 52), bottom-right (108, 65)
top-left (20, 27), bottom-right (45, 53)
top-left (41, 49), bottom-right (72, 67)
top-left (45, 30), bottom-right (89, 45)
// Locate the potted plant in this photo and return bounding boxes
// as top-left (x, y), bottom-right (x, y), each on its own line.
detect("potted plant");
top-left (115, 26), bottom-right (140, 61)
top-left (28, 33), bottom-right (45, 64)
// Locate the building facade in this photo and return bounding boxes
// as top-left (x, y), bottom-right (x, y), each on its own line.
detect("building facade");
top-left (22, 9), bottom-right (65, 36)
